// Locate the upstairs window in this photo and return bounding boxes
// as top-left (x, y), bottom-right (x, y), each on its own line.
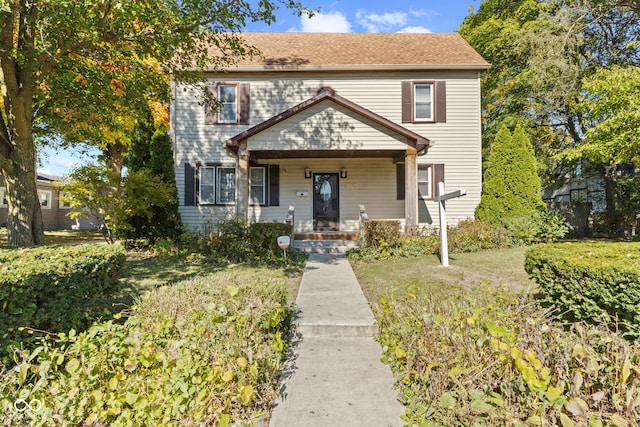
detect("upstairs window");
top-left (217, 84), bottom-right (237, 123)
top-left (414, 83), bottom-right (433, 121)
top-left (401, 80), bottom-right (446, 124)
top-left (204, 82), bottom-right (251, 125)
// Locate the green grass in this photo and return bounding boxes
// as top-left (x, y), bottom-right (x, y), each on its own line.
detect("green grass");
top-left (0, 229), bottom-right (103, 246)
top-left (352, 246), bottom-right (535, 304)
top-left (100, 251), bottom-right (303, 317)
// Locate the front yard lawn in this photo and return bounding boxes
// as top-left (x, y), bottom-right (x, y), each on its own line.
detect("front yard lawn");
top-left (352, 246), bottom-right (640, 426)
top-left (0, 229), bottom-right (103, 246)
top-left (1, 250), bottom-right (303, 426)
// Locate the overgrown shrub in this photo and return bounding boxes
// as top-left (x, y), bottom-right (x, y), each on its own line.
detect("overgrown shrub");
top-left (204, 218), bottom-right (301, 264)
top-left (0, 244), bottom-right (126, 362)
top-left (362, 220), bottom-right (401, 250)
top-left (374, 282), bottom-right (640, 426)
top-left (0, 271), bottom-right (292, 426)
top-left (525, 241), bottom-right (640, 340)
top-left (349, 220), bottom-right (510, 261)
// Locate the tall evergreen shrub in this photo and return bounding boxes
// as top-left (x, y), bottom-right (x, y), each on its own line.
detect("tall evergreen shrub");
top-left (125, 111), bottom-right (182, 242)
top-left (475, 124), bottom-right (545, 226)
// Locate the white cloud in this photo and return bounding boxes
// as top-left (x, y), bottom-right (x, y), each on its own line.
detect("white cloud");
top-left (300, 11), bottom-right (352, 32)
top-left (410, 9), bottom-right (437, 18)
top-left (55, 157), bottom-right (79, 168)
top-left (356, 10), bottom-right (408, 32)
top-left (37, 167), bottom-right (52, 175)
top-left (397, 26), bottom-right (433, 34)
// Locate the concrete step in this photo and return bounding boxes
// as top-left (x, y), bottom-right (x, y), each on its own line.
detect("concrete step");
top-left (293, 239), bottom-right (360, 254)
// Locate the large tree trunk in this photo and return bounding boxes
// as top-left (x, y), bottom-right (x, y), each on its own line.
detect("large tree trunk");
top-left (0, 108), bottom-right (45, 247)
top-left (0, 9), bottom-right (45, 247)
top-left (3, 143), bottom-right (45, 247)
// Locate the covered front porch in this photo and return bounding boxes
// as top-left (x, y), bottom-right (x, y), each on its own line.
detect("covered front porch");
top-left (225, 87), bottom-right (432, 233)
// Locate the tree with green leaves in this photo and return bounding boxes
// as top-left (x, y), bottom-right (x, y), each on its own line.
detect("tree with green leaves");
top-left (0, 0), bottom-right (309, 247)
top-left (476, 125), bottom-right (546, 226)
top-left (62, 163), bottom-right (176, 244)
top-left (459, 0), bottom-right (639, 230)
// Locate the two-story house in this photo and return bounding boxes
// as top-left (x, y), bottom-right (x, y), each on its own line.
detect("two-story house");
top-left (171, 33), bottom-right (489, 236)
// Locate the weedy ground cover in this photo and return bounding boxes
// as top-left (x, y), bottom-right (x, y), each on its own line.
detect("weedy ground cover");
top-left (0, 266), bottom-right (296, 426)
top-left (352, 248), bottom-right (640, 426)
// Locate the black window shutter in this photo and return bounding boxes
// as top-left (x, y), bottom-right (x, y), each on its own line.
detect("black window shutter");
top-left (435, 81), bottom-right (447, 123)
top-left (239, 83), bottom-right (250, 125)
top-left (401, 81), bottom-right (412, 123)
top-left (184, 163), bottom-right (196, 206)
top-left (204, 84), bottom-right (217, 125)
top-left (396, 163), bottom-right (405, 200)
top-left (269, 164), bottom-right (280, 206)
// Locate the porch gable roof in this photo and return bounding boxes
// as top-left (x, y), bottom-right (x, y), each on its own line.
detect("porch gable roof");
top-left (225, 87), bottom-right (432, 155)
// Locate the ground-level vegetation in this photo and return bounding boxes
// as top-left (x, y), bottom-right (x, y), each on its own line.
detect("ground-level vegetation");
top-left (0, 221), bottom-right (305, 426)
top-left (352, 244), bottom-right (640, 426)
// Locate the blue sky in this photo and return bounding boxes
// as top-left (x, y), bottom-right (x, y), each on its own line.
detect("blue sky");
top-left (39, 0), bottom-right (479, 177)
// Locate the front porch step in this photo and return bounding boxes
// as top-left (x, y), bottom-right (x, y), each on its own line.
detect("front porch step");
top-left (294, 239), bottom-right (360, 254)
top-left (294, 231), bottom-right (359, 241)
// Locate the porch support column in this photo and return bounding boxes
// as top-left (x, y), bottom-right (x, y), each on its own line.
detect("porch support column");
top-left (236, 142), bottom-right (249, 221)
top-left (404, 146), bottom-right (418, 234)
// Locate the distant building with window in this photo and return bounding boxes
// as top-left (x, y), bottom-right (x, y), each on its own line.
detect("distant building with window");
top-left (172, 33), bottom-right (490, 233)
top-left (0, 173), bottom-right (97, 231)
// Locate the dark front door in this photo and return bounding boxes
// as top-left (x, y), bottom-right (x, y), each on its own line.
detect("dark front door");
top-left (313, 173), bottom-right (339, 231)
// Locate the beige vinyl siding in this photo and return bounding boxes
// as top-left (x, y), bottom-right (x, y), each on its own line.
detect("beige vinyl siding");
top-left (247, 158), bottom-right (404, 232)
top-left (247, 102), bottom-right (407, 152)
top-left (172, 70), bottom-right (483, 230)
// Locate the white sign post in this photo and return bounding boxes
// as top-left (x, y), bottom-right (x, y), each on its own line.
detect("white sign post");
top-left (277, 235), bottom-right (291, 262)
top-left (435, 182), bottom-right (467, 267)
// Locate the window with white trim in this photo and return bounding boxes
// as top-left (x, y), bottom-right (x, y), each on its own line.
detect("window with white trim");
top-left (198, 165), bottom-right (236, 205)
top-left (59, 192), bottom-right (73, 209)
top-left (418, 164), bottom-right (433, 199)
top-left (0, 188), bottom-right (7, 207)
top-left (38, 190), bottom-right (52, 209)
top-left (414, 83), bottom-right (434, 121)
top-left (250, 167), bottom-right (266, 205)
top-left (217, 84), bottom-right (238, 123)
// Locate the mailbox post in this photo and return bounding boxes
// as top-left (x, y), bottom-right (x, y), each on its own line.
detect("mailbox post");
top-left (435, 182), bottom-right (467, 267)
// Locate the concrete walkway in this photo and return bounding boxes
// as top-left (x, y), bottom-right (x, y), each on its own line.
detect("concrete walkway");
top-left (269, 254), bottom-right (405, 427)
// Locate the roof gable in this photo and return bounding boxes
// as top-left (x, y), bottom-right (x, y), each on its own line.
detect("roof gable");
top-left (226, 88), bottom-right (432, 153)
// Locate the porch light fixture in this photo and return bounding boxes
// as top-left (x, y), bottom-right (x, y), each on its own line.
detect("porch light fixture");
top-left (304, 168), bottom-right (311, 179)
top-left (340, 167), bottom-right (347, 179)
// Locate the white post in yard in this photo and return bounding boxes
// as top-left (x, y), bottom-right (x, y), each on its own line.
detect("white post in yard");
top-left (435, 182), bottom-right (467, 268)
top-left (438, 182), bottom-right (449, 267)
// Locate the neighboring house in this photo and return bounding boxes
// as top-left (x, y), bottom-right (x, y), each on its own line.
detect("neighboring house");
top-left (0, 173), bottom-right (97, 231)
top-left (171, 33), bottom-right (490, 234)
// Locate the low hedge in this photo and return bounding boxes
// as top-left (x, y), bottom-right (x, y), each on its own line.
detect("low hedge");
top-left (525, 241), bottom-right (640, 339)
top-left (0, 244), bottom-right (126, 359)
